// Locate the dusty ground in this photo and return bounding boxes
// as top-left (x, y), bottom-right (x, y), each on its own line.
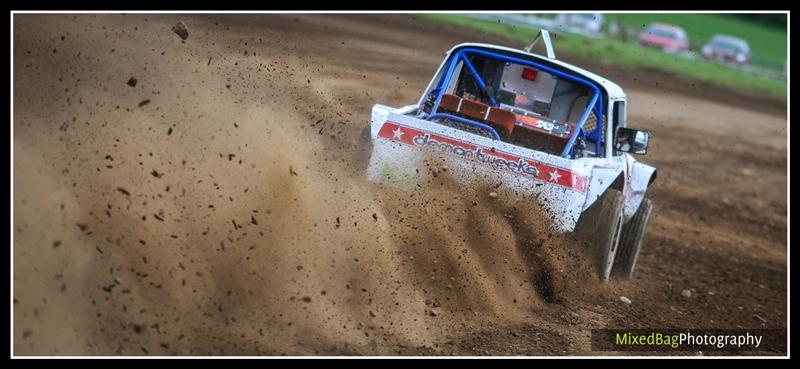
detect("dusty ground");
top-left (13, 14), bottom-right (787, 356)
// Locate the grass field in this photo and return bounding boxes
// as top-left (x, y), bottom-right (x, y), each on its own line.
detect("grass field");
top-left (421, 14), bottom-right (787, 98)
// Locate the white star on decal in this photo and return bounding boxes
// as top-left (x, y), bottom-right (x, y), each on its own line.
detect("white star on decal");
top-left (392, 127), bottom-right (405, 140)
top-left (548, 170), bottom-right (562, 182)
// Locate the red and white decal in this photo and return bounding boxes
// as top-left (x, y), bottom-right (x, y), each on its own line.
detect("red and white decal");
top-left (377, 121), bottom-right (588, 193)
top-left (515, 114), bottom-right (572, 138)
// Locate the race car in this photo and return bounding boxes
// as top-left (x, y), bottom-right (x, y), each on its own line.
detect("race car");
top-left (361, 31), bottom-right (656, 280)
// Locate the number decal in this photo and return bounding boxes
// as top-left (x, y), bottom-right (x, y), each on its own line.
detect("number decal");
top-left (537, 120), bottom-right (555, 132)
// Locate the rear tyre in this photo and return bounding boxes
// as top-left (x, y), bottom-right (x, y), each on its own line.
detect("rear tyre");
top-left (573, 189), bottom-right (625, 281)
top-left (612, 198), bottom-right (653, 279)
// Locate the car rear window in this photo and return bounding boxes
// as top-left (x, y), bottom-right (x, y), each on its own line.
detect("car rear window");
top-left (710, 39), bottom-right (746, 52)
top-left (647, 28), bottom-right (681, 39)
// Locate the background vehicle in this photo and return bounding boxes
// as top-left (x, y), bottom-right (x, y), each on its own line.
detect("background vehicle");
top-left (702, 34), bottom-right (751, 65)
top-left (639, 23), bottom-right (690, 52)
top-left (554, 13), bottom-right (605, 36)
top-left (364, 32), bottom-right (657, 280)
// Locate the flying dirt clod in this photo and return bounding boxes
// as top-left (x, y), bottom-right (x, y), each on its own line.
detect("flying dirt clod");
top-left (171, 20), bottom-right (189, 40)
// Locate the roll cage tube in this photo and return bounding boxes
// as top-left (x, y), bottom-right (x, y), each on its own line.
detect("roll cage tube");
top-left (460, 54), bottom-right (499, 107)
top-left (423, 47), bottom-right (604, 158)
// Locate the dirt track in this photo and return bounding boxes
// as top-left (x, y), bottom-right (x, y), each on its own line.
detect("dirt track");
top-left (13, 14), bottom-right (787, 356)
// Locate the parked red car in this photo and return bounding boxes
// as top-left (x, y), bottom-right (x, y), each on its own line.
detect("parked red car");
top-left (639, 23), bottom-right (690, 53)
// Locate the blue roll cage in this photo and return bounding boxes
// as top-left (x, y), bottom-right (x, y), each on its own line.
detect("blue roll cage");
top-left (421, 47), bottom-right (605, 158)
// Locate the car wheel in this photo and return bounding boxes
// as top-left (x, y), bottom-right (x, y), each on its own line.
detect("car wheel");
top-left (573, 188), bottom-right (625, 281)
top-left (612, 198), bottom-right (653, 279)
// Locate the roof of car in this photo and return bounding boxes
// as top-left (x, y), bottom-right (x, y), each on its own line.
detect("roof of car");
top-left (447, 43), bottom-right (626, 100)
top-left (572, 13), bottom-right (603, 19)
top-left (710, 34), bottom-right (749, 46)
top-left (648, 23), bottom-right (686, 33)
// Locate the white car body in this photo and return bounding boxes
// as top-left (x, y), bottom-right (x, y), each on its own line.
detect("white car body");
top-left (366, 42), bottom-right (656, 233)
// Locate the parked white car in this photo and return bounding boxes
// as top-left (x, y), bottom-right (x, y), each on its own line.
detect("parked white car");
top-left (554, 13), bottom-right (605, 36)
top-left (702, 34), bottom-right (751, 65)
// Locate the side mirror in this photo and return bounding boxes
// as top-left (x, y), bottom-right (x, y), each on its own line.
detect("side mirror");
top-left (615, 127), bottom-right (650, 155)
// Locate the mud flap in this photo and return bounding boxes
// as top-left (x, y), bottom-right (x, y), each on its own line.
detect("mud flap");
top-left (573, 189), bottom-right (625, 281)
top-left (612, 198), bottom-right (653, 279)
